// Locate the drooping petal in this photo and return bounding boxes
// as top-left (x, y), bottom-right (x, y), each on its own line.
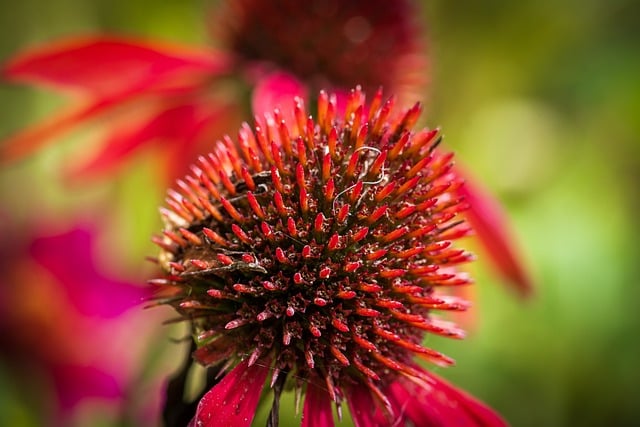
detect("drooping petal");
top-left (457, 173), bottom-right (533, 297)
top-left (386, 368), bottom-right (508, 427)
top-left (346, 384), bottom-right (382, 427)
top-left (29, 228), bottom-right (148, 318)
top-left (0, 86), bottom-right (213, 167)
top-left (65, 102), bottom-right (203, 179)
top-left (3, 37), bottom-right (229, 97)
top-left (251, 69), bottom-right (307, 123)
top-left (1, 37), bottom-right (230, 164)
top-left (189, 359), bottom-right (270, 427)
top-left (62, 96), bottom-right (238, 183)
top-left (302, 380), bottom-right (335, 427)
top-left (0, 99), bottom-right (113, 163)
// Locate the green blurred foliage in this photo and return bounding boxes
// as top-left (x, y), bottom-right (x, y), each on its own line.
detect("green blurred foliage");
top-left (1, 0), bottom-right (638, 426)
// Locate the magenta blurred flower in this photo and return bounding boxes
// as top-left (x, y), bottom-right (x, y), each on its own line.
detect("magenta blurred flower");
top-left (0, 221), bottom-right (152, 422)
top-left (28, 226), bottom-right (149, 317)
top-left (152, 88), bottom-right (507, 426)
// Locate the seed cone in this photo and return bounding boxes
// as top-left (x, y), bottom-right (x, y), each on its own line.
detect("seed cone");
top-left (154, 87), bottom-right (473, 415)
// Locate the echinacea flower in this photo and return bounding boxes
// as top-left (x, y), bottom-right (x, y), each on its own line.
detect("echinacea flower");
top-left (0, 220), bottom-right (153, 424)
top-left (1, 2), bottom-right (530, 295)
top-left (152, 88), bottom-right (508, 426)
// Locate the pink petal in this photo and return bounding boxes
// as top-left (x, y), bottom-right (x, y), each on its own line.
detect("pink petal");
top-left (457, 173), bottom-right (533, 297)
top-left (386, 367), bottom-right (508, 427)
top-left (346, 385), bottom-right (381, 427)
top-left (189, 359), bottom-right (270, 427)
top-left (4, 36), bottom-right (229, 97)
top-left (29, 227), bottom-right (148, 318)
top-left (302, 380), bottom-right (335, 427)
top-left (50, 363), bottom-right (122, 412)
top-left (252, 70), bottom-right (307, 123)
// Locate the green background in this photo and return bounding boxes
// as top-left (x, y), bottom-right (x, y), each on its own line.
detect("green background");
top-left (1, 0), bottom-right (638, 426)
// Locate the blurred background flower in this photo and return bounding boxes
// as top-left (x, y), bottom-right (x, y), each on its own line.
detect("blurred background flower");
top-left (0, 214), bottom-right (165, 426)
top-left (0, 0), bottom-right (638, 426)
top-left (0, 0), bottom-right (425, 186)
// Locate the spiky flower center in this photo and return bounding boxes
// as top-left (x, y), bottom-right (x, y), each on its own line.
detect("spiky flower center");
top-left (155, 88), bottom-right (472, 403)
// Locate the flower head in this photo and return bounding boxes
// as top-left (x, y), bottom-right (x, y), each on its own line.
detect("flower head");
top-left (216, 0), bottom-right (426, 96)
top-left (154, 88), bottom-right (507, 426)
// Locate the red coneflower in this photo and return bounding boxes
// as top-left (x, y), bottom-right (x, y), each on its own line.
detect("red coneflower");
top-left (1, 2), bottom-right (530, 295)
top-left (152, 88), bottom-right (507, 426)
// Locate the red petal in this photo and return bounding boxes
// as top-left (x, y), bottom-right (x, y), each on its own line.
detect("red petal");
top-left (457, 172), bottom-right (533, 297)
top-left (66, 102), bottom-right (203, 179)
top-left (64, 98), bottom-right (238, 183)
top-left (252, 70), bottom-right (307, 123)
top-left (50, 363), bottom-right (122, 411)
top-left (0, 99), bottom-right (109, 163)
top-left (189, 359), bottom-right (269, 427)
top-left (423, 370), bottom-right (509, 427)
top-left (346, 385), bottom-right (381, 427)
top-left (1, 37), bottom-right (229, 164)
top-left (302, 380), bottom-right (335, 427)
top-left (0, 84), bottom-right (216, 165)
top-left (29, 227), bottom-right (148, 318)
top-left (4, 36), bottom-right (229, 97)
top-left (386, 368), bottom-right (508, 427)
